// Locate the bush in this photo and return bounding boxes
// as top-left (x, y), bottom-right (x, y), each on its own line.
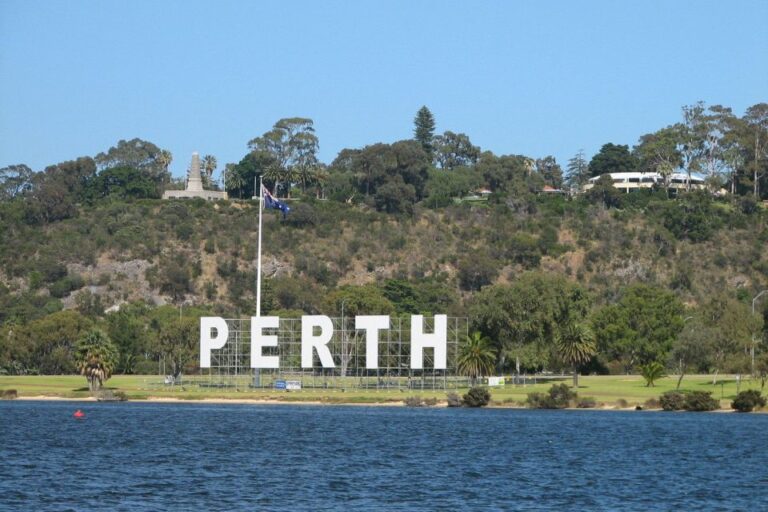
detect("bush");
top-left (446, 392), bottom-right (462, 407)
top-left (526, 383), bottom-right (577, 409)
top-left (660, 390), bottom-right (720, 412)
top-left (1, 389), bottom-right (18, 399)
top-left (462, 386), bottom-right (491, 407)
top-left (404, 396), bottom-right (424, 407)
top-left (423, 397), bottom-right (438, 407)
top-left (731, 390), bottom-right (766, 413)
top-left (577, 397), bottom-right (597, 408)
top-left (644, 397), bottom-right (660, 409)
top-left (684, 391), bottom-right (720, 412)
top-left (660, 391), bottom-right (686, 411)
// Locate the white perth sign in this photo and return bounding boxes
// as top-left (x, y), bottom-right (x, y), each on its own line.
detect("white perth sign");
top-left (200, 315), bottom-right (448, 370)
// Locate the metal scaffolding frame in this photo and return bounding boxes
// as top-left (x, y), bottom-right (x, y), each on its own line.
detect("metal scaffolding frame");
top-left (200, 316), bottom-right (469, 390)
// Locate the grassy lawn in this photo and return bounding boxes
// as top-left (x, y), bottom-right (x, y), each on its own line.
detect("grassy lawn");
top-left (1, 374), bottom-right (764, 407)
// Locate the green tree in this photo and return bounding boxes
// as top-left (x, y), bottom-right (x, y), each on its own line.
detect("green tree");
top-left (156, 317), bottom-right (198, 380)
top-left (585, 174), bottom-right (622, 208)
top-left (555, 322), bottom-right (596, 387)
top-left (95, 138), bottom-right (170, 186)
top-left (565, 149), bottom-right (590, 189)
top-left (590, 284), bottom-right (684, 372)
top-left (588, 143), bottom-right (638, 177)
top-left (0, 164), bottom-right (33, 200)
top-left (433, 131), bottom-right (480, 170)
top-left (75, 329), bottom-right (117, 391)
top-left (535, 156), bottom-right (564, 189)
top-left (457, 332), bottom-right (497, 384)
top-left (743, 103), bottom-right (768, 198)
top-left (413, 106), bottom-right (436, 157)
top-left (640, 361), bottom-right (665, 387)
top-left (248, 118), bottom-right (319, 198)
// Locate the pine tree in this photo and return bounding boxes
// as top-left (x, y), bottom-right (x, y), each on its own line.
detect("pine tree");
top-left (413, 106), bottom-right (436, 156)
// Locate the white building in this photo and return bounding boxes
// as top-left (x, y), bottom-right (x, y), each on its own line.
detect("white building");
top-left (582, 171), bottom-right (708, 194)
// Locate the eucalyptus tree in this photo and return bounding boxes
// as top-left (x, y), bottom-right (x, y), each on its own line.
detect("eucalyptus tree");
top-left (248, 118), bottom-right (319, 198)
top-left (743, 103), bottom-right (768, 198)
top-left (433, 131), bottom-right (480, 170)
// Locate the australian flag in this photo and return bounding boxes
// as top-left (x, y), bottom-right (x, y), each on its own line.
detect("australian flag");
top-left (262, 185), bottom-right (290, 218)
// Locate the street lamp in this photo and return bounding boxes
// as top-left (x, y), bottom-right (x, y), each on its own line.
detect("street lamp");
top-left (751, 290), bottom-right (768, 376)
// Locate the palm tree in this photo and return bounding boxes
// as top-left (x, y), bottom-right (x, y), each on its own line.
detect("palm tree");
top-left (556, 322), bottom-right (596, 388)
top-left (225, 167), bottom-right (245, 198)
top-left (202, 155), bottom-right (217, 179)
top-left (75, 329), bottom-right (117, 392)
top-left (457, 332), bottom-right (497, 386)
top-left (640, 361), bottom-right (665, 387)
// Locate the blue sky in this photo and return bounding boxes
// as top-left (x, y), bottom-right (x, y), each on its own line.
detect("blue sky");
top-left (1, 0), bottom-right (766, 178)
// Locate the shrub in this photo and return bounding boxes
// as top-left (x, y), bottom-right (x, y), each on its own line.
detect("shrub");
top-left (660, 391), bottom-right (686, 411)
top-left (640, 361), bottom-right (665, 387)
top-left (404, 396), bottom-right (424, 407)
top-left (1, 389), bottom-right (18, 399)
top-left (661, 390), bottom-right (720, 411)
top-left (577, 397), bottom-right (597, 408)
top-left (423, 397), bottom-right (438, 407)
top-left (446, 392), bottom-right (462, 407)
top-left (731, 390), bottom-right (766, 413)
top-left (462, 386), bottom-right (491, 407)
top-left (684, 391), bottom-right (720, 411)
top-left (526, 383), bottom-right (577, 409)
top-left (644, 397), bottom-right (660, 409)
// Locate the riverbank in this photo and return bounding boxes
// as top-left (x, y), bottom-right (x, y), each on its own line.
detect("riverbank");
top-left (2, 374), bottom-right (764, 409)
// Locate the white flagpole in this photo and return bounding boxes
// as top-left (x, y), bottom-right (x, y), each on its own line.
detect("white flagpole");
top-left (256, 176), bottom-right (263, 318)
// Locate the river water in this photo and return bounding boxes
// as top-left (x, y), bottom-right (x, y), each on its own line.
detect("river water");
top-left (1, 401), bottom-right (766, 511)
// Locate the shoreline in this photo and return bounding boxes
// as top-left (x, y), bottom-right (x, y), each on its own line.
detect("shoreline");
top-left (8, 395), bottom-right (745, 412)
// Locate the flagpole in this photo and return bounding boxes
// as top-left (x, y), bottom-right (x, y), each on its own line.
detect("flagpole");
top-left (256, 175), bottom-right (263, 318)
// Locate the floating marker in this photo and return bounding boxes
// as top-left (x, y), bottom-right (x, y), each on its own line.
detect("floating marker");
top-left (73, 409), bottom-right (85, 419)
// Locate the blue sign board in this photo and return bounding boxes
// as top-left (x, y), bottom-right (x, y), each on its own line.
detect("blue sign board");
top-left (274, 380), bottom-right (286, 390)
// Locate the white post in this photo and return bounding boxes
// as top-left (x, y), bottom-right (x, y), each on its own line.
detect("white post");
top-left (256, 176), bottom-right (263, 318)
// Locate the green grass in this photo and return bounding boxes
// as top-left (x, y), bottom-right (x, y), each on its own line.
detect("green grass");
top-left (1, 374), bottom-right (764, 407)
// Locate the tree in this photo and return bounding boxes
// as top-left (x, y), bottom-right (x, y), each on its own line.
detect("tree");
top-left (743, 103), bottom-right (768, 198)
top-left (640, 361), bottom-right (665, 387)
top-left (433, 131), bottom-right (480, 170)
top-left (535, 156), bottom-right (563, 189)
top-left (676, 102), bottom-right (708, 191)
top-left (248, 118), bottom-right (319, 198)
top-left (669, 322), bottom-right (712, 389)
top-left (95, 138), bottom-right (170, 186)
top-left (634, 127), bottom-right (682, 196)
top-left (565, 149), bottom-right (590, 189)
top-left (413, 106), bottom-right (436, 157)
top-left (0, 164), bottom-right (34, 200)
top-left (555, 322), bottom-right (596, 387)
top-left (75, 329), bottom-right (117, 391)
top-left (588, 143), bottom-right (637, 177)
top-left (156, 317), bottom-right (198, 380)
top-left (591, 284), bottom-right (684, 372)
top-left (457, 332), bottom-right (497, 385)
top-left (469, 273), bottom-right (591, 373)
top-left (202, 154), bottom-right (217, 181)
top-left (585, 174), bottom-right (622, 208)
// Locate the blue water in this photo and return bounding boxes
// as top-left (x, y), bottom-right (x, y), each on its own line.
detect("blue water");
top-left (1, 402), bottom-right (766, 511)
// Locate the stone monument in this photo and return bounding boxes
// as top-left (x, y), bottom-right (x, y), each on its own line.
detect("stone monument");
top-left (162, 152), bottom-right (228, 200)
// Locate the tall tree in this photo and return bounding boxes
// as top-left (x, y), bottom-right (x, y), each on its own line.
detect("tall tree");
top-left (248, 118), bottom-right (319, 197)
top-left (413, 106), bottom-right (436, 157)
top-left (565, 149), bottom-right (590, 189)
top-left (556, 322), bottom-right (596, 387)
top-left (676, 102), bottom-right (708, 191)
top-left (0, 164), bottom-right (34, 200)
top-left (743, 103), bottom-right (768, 198)
top-left (634, 127), bottom-right (682, 195)
top-left (95, 138), bottom-right (170, 186)
top-left (156, 317), bottom-right (198, 380)
top-left (201, 154), bottom-right (217, 180)
top-left (588, 143), bottom-right (638, 177)
top-left (433, 131), bottom-right (480, 170)
top-left (535, 156), bottom-right (564, 189)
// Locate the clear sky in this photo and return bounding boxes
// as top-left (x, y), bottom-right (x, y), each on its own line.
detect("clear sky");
top-left (1, 0), bottom-right (766, 178)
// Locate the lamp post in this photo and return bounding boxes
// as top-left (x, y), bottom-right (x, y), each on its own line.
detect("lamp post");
top-left (751, 290), bottom-right (768, 376)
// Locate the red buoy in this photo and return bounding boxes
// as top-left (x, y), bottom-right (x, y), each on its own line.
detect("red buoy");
top-left (73, 409), bottom-right (85, 419)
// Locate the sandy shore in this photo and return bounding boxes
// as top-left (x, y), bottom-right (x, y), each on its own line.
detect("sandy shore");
top-left (15, 395), bottom-right (403, 406)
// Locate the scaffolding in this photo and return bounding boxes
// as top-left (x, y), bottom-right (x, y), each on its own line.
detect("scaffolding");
top-left (200, 316), bottom-right (469, 390)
